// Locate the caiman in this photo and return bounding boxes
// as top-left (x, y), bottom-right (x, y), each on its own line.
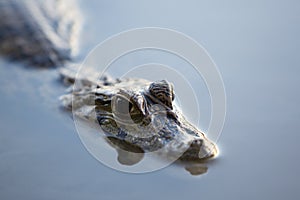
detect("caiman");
top-left (0, 0), bottom-right (218, 165)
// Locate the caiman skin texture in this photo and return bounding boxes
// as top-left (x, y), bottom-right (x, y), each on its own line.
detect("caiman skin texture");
top-left (60, 68), bottom-right (218, 161)
top-left (0, 0), bottom-right (77, 67)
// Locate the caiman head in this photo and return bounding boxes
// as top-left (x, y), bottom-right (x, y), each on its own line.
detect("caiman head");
top-left (90, 78), bottom-right (218, 161)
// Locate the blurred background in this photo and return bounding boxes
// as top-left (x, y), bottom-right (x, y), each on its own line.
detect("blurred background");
top-left (0, 0), bottom-right (299, 199)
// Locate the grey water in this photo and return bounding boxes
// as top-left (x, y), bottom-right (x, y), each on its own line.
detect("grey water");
top-left (1, 0), bottom-right (300, 199)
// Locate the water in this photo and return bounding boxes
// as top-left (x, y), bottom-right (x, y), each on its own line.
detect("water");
top-left (1, 0), bottom-right (300, 199)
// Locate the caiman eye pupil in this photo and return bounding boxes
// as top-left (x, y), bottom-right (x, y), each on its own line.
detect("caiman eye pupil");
top-left (116, 98), bottom-right (132, 114)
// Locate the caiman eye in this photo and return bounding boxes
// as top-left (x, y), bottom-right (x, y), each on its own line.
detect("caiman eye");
top-left (115, 96), bottom-right (133, 115)
top-left (113, 93), bottom-right (147, 124)
top-left (148, 80), bottom-right (175, 109)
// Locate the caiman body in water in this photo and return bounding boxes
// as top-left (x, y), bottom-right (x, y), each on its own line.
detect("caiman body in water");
top-left (0, 0), bottom-right (217, 163)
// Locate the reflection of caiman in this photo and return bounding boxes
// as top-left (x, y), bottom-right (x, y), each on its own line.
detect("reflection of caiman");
top-left (0, 0), bottom-right (217, 167)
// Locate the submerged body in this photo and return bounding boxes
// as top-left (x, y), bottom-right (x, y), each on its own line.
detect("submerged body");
top-left (0, 0), bottom-right (217, 162)
top-left (0, 0), bottom-right (80, 67)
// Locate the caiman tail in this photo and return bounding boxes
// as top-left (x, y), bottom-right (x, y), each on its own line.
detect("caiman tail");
top-left (0, 0), bottom-right (81, 67)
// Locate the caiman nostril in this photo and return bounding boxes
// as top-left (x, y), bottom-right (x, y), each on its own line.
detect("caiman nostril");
top-left (191, 139), bottom-right (203, 146)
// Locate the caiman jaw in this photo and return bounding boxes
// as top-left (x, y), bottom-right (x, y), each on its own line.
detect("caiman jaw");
top-left (175, 116), bottom-right (218, 161)
top-left (179, 136), bottom-right (218, 161)
top-left (198, 138), bottom-right (218, 159)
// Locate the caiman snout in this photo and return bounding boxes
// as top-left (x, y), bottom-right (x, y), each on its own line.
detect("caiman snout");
top-left (180, 137), bottom-right (218, 161)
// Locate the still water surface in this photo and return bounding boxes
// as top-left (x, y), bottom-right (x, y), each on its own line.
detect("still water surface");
top-left (0, 0), bottom-right (300, 199)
